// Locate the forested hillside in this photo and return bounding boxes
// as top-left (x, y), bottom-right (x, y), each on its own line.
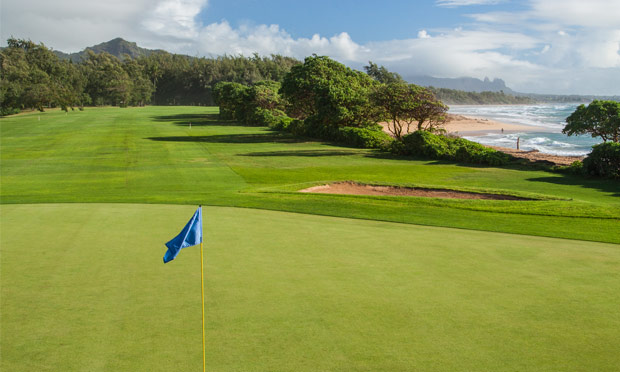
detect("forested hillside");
top-left (0, 38), bottom-right (299, 115)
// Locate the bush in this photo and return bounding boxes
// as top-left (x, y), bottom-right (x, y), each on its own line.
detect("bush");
top-left (269, 115), bottom-right (294, 131)
top-left (402, 130), bottom-right (452, 158)
top-left (247, 108), bottom-right (287, 127)
top-left (336, 127), bottom-right (394, 149)
top-left (582, 142), bottom-right (620, 179)
top-left (555, 160), bottom-right (584, 175)
top-left (400, 130), bottom-right (512, 165)
top-left (0, 107), bottom-right (21, 116)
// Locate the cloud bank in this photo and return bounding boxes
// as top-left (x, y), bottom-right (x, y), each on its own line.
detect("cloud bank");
top-left (1, 0), bottom-right (619, 95)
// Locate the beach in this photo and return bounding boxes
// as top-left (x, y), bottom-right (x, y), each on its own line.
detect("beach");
top-left (380, 113), bottom-right (586, 166)
top-left (443, 114), bottom-right (550, 135)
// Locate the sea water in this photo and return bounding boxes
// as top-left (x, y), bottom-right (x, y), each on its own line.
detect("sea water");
top-left (448, 104), bottom-right (601, 156)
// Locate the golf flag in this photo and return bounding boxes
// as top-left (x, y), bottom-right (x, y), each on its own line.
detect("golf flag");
top-left (163, 206), bottom-right (202, 263)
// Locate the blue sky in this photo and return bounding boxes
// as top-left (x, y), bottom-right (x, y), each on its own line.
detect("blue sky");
top-left (201, 1), bottom-right (529, 44)
top-left (2, 0), bottom-right (619, 95)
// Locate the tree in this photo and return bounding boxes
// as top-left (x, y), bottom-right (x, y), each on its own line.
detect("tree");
top-left (82, 51), bottom-right (133, 106)
top-left (364, 62), bottom-right (404, 84)
top-left (1, 38), bottom-right (83, 113)
top-left (564, 100), bottom-right (620, 143)
top-left (372, 83), bottom-right (448, 139)
top-left (280, 55), bottom-right (379, 127)
top-left (410, 87), bottom-right (448, 132)
top-left (371, 83), bottom-right (419, 139)
top-left (212, 82), bottom-right (249, 120)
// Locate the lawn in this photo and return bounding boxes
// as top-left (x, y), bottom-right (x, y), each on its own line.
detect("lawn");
top-left (1, 106), bottom-right (618, 243)
top-left (2, 203), bottom-right (619, 371)
top-left (1, 107), bottom-right (619, 371)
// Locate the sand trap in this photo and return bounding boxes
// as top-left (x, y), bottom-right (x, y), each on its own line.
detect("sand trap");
top-left (300, 182), bottom-right (533, 200)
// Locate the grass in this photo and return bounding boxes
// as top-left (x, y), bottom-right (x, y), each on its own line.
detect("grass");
top-left (2, 203), bottom-right (619, 371)
top-left (1, 106), bottom-right (618, 243)
top-left (1, 106), bottom-right (619, 371)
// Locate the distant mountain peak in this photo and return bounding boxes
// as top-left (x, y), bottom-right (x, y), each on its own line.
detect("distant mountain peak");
top-left (406, 75), bottom-right (514, 93)
top-left (54, 37), bottom-right (162, 62)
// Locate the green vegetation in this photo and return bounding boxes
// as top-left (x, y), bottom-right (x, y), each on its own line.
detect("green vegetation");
top-left (2, 204), bottom-right (620, 371)
top-left (429, 87), bottom-right (536, 105)
top-left (564, 100), bottom-right (620, 143)
top-left (1, 106), bottom-right (618, 243)
top-left (556, 100), bottom-right (620, 179)
top-left (2, 106), bottom-right (620, 371)
top-left (371, 82), bottom-right (448, 138)
top-left (582, 142), bottom-right (620, 179)
top-left (280, 55), bottom-right (378, 127)
top-left (1, 38), bottom-right (300, 114)
top-left (213, 57), bottom-right (513, 167)
top-left (399, 130), bottom-right (513, 166)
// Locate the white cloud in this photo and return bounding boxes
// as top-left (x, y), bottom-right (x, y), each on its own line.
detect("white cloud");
top-left (142, 0), bottom-right (205, 39)
top-left (531, 0), bottom-right (620, 29)
top-left (418, 30), bottom-right (432, 39)
top-left (1, 0), bottom-right (619, 94)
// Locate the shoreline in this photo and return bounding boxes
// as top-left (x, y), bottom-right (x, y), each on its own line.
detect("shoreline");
top-left (443, 114), bottom-right (553, 136)
top-left (380, 114), bottom-right (585, 166)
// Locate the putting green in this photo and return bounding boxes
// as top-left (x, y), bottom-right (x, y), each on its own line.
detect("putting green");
top-left (2, 203), bottom-right (619, 371)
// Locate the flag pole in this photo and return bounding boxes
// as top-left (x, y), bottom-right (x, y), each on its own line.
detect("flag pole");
top-left (200, 206), bottom-right (206, 372)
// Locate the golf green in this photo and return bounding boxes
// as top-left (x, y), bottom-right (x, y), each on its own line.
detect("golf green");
top-left (2, 203), bottom-right (619, 371)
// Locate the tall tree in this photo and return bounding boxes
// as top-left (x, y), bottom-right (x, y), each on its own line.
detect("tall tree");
top-left (371, 83), bottom-right (419, 139)
top-left (1, 38), bottom-right (83, 113)
top-left (411, 87), bottom-right (448, 132)
top-left (280, 55), bottom-right (379, 127)
top-left (364, 61), bottom-right (404, 84)
top-left (564, 100), bottom-right (620, 143)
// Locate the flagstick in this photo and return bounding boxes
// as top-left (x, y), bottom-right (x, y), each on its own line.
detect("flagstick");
top-left (200, 238), bottom-right (206, 372)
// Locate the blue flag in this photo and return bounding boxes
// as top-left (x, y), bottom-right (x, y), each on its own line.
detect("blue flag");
top-left (164, 207), bottom-right (202, 263)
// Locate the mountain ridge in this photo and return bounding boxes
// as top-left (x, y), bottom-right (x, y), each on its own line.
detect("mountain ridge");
top-left (405, 75), bottom-right (515, 94)
top-left (53, 38), bottom-right (165, 62)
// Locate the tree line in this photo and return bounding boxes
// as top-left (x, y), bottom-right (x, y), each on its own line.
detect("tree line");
top-left (213, 55), bottom-right (513, 166)
top-left (0, 38), bottom-right (299, 115)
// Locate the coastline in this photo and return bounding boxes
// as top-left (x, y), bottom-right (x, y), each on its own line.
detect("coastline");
top-left (444, 114), bottom-right (585, 165)
top-left (443, 114), bottom-right (551, 135)
top-left (380, 114), bottom-right (585, 166)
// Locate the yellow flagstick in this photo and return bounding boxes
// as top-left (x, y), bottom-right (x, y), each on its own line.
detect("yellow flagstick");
top-left (200, 206), bottom-right (206, 372)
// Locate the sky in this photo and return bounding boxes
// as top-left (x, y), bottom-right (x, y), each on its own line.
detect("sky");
top-left (2, 0), bottom-right (619, 95)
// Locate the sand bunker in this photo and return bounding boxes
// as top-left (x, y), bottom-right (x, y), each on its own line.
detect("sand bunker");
top-left (300, 182), bottom-right (533, 200)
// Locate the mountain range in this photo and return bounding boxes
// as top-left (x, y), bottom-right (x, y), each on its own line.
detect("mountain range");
top-left (53, 38), bottom-right (163, 63)
top-left (406, 76), bottom-right (516, 94)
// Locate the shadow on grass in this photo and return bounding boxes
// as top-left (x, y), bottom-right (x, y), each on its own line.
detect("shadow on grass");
top-left (240, 149), bottom-right (359, 157)
top-left (152, 113), bottom-right (238, 126)
top-left (527, 175), bottom-right (620, 197)
top-left (146, 132), bottom-right (303, 144)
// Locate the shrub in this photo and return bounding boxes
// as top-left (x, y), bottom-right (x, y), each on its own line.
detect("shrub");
top-left (247, 108), bottom-right (287, 127)
top-left (555, 160), bottom-right (584, 175)
top-left (582, 142), bottom-right (620, 179)
top-left (337, 126), bottom-right (394, 149)
top-left (0, 107), bottom-right (21, 116)
top-left (400, 130), bottom-right (511, 165)
top-left (269, 115), bottom-right (294, 131)
top-left (402, 130), bottom-right (452, 158)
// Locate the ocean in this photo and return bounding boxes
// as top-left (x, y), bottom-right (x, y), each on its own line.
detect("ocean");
top-left (447, 104), bottom-right (601, 156)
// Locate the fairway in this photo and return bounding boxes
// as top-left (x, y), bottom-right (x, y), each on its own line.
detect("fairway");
top-left (1, 107), bottom-right (619, 243)
top-left (2, 203), bottom-right (619, 371)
